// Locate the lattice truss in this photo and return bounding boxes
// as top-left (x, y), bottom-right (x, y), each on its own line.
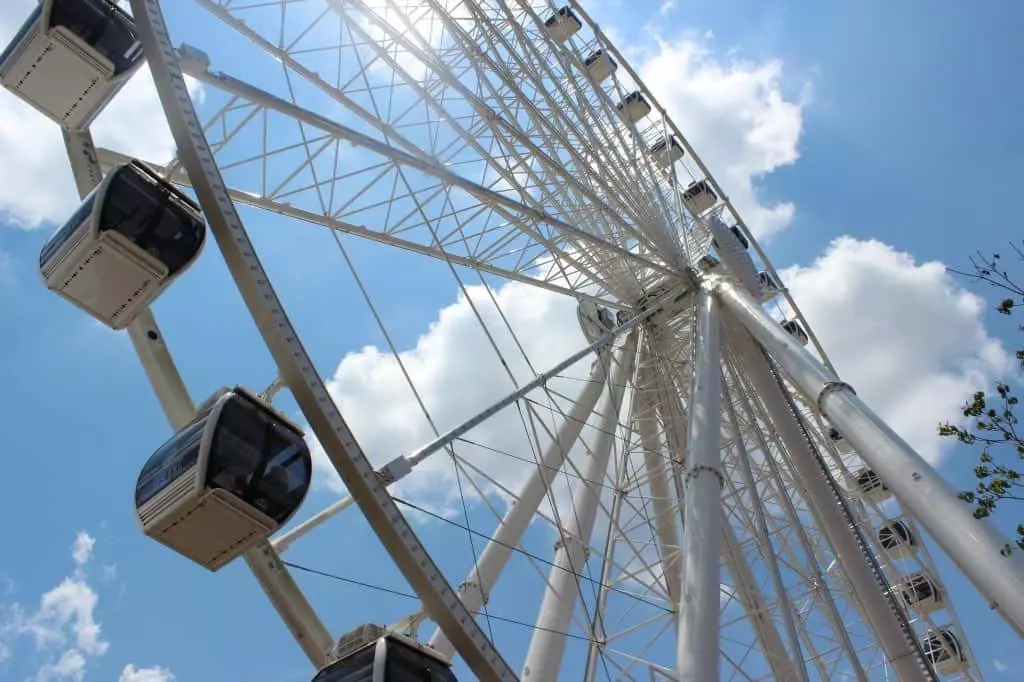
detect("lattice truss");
top-left (85, 0), bottom-right (984, 679)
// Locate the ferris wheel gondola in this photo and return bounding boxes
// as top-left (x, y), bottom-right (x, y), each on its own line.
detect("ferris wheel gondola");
top-left (135, 387), bottom-right (312, 571)
top-left (39, 160), bottom-right (206, 329)
top-left (315, 625), bottom-right (457, 682)
top-left (0, 0), bottom-right (145, 129)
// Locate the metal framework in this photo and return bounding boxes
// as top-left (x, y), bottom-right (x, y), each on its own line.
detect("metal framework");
top-left (16, 0), bottom-right (1024, 680)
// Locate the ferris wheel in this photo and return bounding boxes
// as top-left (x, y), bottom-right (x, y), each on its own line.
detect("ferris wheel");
top-left (5, 0), bottom-right (1024, 680)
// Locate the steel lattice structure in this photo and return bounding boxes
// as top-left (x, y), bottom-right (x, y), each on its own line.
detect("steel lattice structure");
top-left (11, 0), bottom-right (1024, 680)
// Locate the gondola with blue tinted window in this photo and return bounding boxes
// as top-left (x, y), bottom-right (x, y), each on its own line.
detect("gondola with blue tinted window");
top-left (0, 0), bottom-right (145, 128)
top-left (314, 624), bottom-right (457, 682)
top-left (135, 387), bottom-right (312, 571)
top-left (39, 160), bottom-right (206, 329)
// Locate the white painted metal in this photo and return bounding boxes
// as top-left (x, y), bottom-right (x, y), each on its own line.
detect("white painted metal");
top-left (520, 334), bottom-right (638, 681)
top-left (635, 350), bottom-right (682, 605)
top-left (275, 307), bottom-right (651, 555)
top-left (429, 338), bottom-right (622, 657)
top-left (676, 289), bottom-right (723, 682)
top-left (724, 314), bottom-right (931, 682)
top-left (720, 389), bottom-right (808, 682)
top-left (128, 1), bottom-right (517, 678)
top-left (717, 276), bottom-right (1024, 639)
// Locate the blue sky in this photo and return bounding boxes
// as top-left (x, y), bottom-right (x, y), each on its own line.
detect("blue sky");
top-left (1, 0), bottom-right (1022, 681)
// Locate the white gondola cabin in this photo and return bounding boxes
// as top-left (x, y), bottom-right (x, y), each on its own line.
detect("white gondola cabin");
top-left (616, 91), bottom-right (651, 123)
top-left (135, 387), bottom-right (312, 571)
top-left (584, 49), bottom-right (616, 82)
top-left (708, 216), bottom-right (762, 298)
top-left (543, 7), bottom-right (581, 43)
top-left (315, 624), bottom-right (457, 682)
top-left (649, 135), bottom-right (684, 169)
top-left (781, 319), bottom-right (809, 347)
top-left (921, 629), bottom-right (968, 675)
top-left (877, 518), bottom-right (916, 558)
top-left (758, 271), bottom-right (780, 302)
top-left (0, 0), bottom-right (144, 129)
top-left (893, 572), bottom-right (944, 614)
top-left (39, 160), bottom-right (206, 329)
top-left (850, 466), bottom-right (892, 503)
top-left (681, 179), bottom-right (718, 216)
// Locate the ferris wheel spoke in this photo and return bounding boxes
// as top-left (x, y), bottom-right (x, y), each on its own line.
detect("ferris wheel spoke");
top-left (194, 0), bottom-right (693, 287)
top-left (413, 0), bottom-right (680, 255)
top-left (722, 354), bottom-right (870, 678)
top-left (190, 4), bottom-right (660, 292)
top-left (338, 0), bottom-right (668, 294)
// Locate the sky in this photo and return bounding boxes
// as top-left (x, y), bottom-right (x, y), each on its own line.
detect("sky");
top-left (0, 0), bottom-right (1022, 681)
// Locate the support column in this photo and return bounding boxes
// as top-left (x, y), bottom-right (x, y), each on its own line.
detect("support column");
top-left (430, 339), bottom-right (628, 656)
top-left (653, 353), bottom-right (801, 681)
top-left (676, 289), bottom-right (723, 682)
top-left (723, 309), bottom-right (927, 681)
top-left (521, 336), bottom-right (638, 681)
top-left (717, 277), bottom-right (1024, 638)
top-left (635, 349), bottom-right (682, 604)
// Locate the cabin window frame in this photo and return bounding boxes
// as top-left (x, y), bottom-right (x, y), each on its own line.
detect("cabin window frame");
top-left (134, 414), bottom-right (209, 507)
top-left (39, 192), bottom-right (98, 267)
top-left (46, 0), bottom-right (141, 75)
top-left (384, 639), bottom-right (457, 682)
top-left (96, 163), bottom-right (205, 277)
top-left (0, 4), bottom-right (44, 66)
top-left (311, 645), bottom-right (377, 682)
top-left (200, 391), bottom-right (312, 525)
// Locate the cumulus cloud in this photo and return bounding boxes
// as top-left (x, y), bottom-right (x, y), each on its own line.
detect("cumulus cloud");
top-left (0, 532), bottom-right (176, 682)
top-left (637, 37), bottom-right (807, 238)
top-left (0, 0), bottom-right (203, 229)
top-left (0, 532), bottom-right (107, 681)
top-left (119, 664), bottom-right (176, 682)
top-left (780, 237), bottom-right (1011, 464)
top-left (313, 280), bottom-right (592, 514)
top-left (70, 533), bottom-right (95, 568)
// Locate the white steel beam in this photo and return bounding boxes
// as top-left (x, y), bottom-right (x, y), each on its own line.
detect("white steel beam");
top-left (675, 289), bottom-right (723, 682)
top-left (129, 1), bottom-right (517, 677)
top-left (716, 277), bottom-right (1024, 638)
top-left (275, 308), bottom-right (651, 554)
top-left (94, 147), bottom-right (620, 311)
top-left (650, 350), bottom-right (802, 681)
top-left (723, 312), bottom-right (928, 682)
top-left (429, 338), bottom-right (626, 656)
top-left (174, 58), bottom-right (677, 282)
top-left (520, 333), bottom-right (639, 681)
top-left (721, 378), bottom-right (809, 682)
top-left (62, 129), bottom-right (335, 668)
top-left (635, 349), bottom-right (682, 604)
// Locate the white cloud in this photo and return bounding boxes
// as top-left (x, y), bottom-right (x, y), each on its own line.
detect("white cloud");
top-left (0, 0), bottom-right (203, 230)
top-left (780, 237), bottom-right (1011, 465)
top-left (994, 659), bottom-right (1009, 673)
top-left (0, 532), bottom-right (107, 681)
top-left (313, 280), bottom-right (590, 514)
top-left (120, 664), bottom-right (176, 682)
top-left (36, 649), bottom-right (87, 682)
top-left (637, 37), bottom-right (807, 239)
top-left (70, 533), bottom-right (95, 568)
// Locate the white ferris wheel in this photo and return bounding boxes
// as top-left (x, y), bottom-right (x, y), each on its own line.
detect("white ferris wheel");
top-left (4, 0), bottom-right (1024, 680)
